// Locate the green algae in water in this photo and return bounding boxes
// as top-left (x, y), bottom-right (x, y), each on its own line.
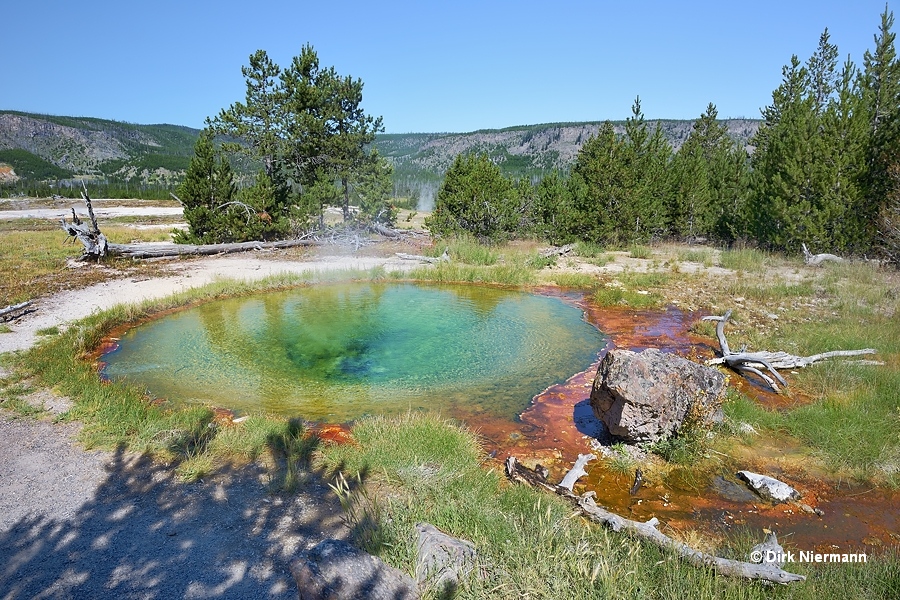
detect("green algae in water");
top-left (101, 283), bottom-right (605, 422)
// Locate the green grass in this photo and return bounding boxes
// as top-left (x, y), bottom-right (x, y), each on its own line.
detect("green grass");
top-left (551, 272), bottom-right (599, 288)
top-left (408, 261), bottom-right (536, 286)
top-left (718, 248), bottom-right (768, 272)
top-left (677, 247), bottom-right (715, 267)
top-left (575, 240), bottom-right (605, 258)
top-left (0, 324), bottom-right (11, 334)
top-left (317, 413), bottom-right (900, 599)
top-left (430, 236), bottom-right (499, 266)
top-left (628, 244), bottom-right (653, 259)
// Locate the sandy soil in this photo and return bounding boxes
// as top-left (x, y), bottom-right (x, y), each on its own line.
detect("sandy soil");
top-left (0, 206), bottom-right (185, 220)
top-left (0, 253), bottom-right (417, 355)
top-left (0, 250), bottom-right (421, 599)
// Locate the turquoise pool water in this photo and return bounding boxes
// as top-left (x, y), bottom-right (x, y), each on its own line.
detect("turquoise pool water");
top-left (101, 282), bottom-right (605, 422)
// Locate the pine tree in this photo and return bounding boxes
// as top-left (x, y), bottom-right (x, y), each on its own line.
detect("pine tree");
top-left (354, 150), bottom-right (396, 225)
top-left (175, 130), bottom-right (236, 244)
top-left (426, 153), bottom-right (521, 241)
top-left (861, 7), bottom-right (900, 254)
top-left (566, 121), bottom-right (627, 243)
top-left (749, 55), bottom-right (821, 251)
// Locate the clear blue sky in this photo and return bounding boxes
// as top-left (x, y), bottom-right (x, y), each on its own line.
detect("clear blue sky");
top-left (2, 1), bottom-right (894, 133)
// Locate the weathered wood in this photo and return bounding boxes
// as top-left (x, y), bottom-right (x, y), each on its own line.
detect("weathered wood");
top-left (395, 249), bottom-right (450, 264)
top-left (558, 453), bottom-right (596, 492)
top-left (802, 243), bottom-right (843, 266)
top-left (371, 222), bottom-right (402, 238)
top-left (539, 243), bottom-right (576, 258)
top-left (106, 238), bottom-right (323, 259)
top-left (0, 301), bottom-right (31, 320)
top-left (60, 183), bottom-right (109, 260)
top-left (575, 494), bottom-right (805, 584)
top-left (504, 457), bottom-right (557, 493)
top-left (506, 454), bottom-right (806, 585)
top-left (702, 311), bottom-right (876, 391)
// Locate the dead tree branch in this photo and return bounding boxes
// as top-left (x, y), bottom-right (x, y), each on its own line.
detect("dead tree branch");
top-left (801, 243), bottom-right (843, 266)
top-left (702, 310), bottom-right (877, 391)
top-left (505, 454), bottom-right (805, 585)
top-left (539, 243), bottom-right (576, 258)
top-left (0, 301), bottom-right (31, 321)
top-left (395, 248), bottom-right (450, 264)
top-left (60, 183), bottom-right (108, 260)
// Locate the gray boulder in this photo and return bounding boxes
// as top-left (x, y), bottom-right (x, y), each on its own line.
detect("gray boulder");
top-left (415, 522), bottom-right (476, 594)
top-left (291, 539), bottom-right (419, 600)
top-left (590, 348), bottom-right (726, 443)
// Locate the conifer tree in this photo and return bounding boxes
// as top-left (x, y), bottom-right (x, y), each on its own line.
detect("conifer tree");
top-left (749, 55), bottom-right (821, 250)
top-left (175, 130), bottom-right (236, 244)
top-left (861, 7), bottom-right (900, 254)
top-left (426, 153), bottom-right (521, 241)
top-left (566, 121), bottom-right (628, 243)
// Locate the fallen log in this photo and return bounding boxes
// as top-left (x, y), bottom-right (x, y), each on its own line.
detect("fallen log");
top-left (702, 310), bottom-right (877, 392)
top-left (505, 455), bottom-right (805, 584)
top-left (802, 243), bottom-right (843, 266)
top-left (104, 238), bottom-right (324, 259)
top-left (539, 243), bottom-right (576, 258)
top-left (395, 249), bottom-right (450, 264)
top-left (0, 301), bottom-right (31, 320)
top-left (370, 222), bottom-right (402, 239)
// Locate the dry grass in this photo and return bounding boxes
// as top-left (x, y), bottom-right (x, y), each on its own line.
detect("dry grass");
top-left (0, 221), bottom-right (174, 306)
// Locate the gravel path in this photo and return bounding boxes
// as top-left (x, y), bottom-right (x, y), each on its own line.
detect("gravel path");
top-left (0, 252), bottom-right (422, 599)
top-left (0, 413), bottom-right (348, 599)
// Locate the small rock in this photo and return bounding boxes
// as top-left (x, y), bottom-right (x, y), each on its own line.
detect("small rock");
top-left (292, 539), bottom-right (419, 600)
top-left (737, 422), bottom-right (758, 435)
top-left (415, 523), bottom-right (476, 594)
top-left (737, 471), bottom-right (802, 504)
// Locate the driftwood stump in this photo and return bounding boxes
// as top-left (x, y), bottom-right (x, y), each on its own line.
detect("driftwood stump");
top-left (702, 310), bottom-right (877, 392)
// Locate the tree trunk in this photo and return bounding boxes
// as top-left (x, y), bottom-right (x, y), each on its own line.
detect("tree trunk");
top-left (106, 238), bottom-right (323, 259)
top-left (505, 455), bottom-right (806, 584)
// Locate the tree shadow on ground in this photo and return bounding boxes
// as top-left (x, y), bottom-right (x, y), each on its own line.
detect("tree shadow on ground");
top-left (0, 440), bottom-right (349, 599)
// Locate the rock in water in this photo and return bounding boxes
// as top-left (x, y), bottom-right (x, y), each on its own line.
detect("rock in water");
top-left (589, 348), bottom-right (726, 443)
top-left (737, 471), bottom-right (802, 503)
top-left (291, 539), bottom-right (419, 600)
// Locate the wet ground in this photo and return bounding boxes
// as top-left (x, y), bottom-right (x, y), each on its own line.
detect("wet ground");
top-left (93, 288), bottom-right (900, 556)
top-left (451, 292), bottom-right (900, 555)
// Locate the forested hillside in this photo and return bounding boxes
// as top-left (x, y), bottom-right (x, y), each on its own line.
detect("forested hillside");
top-left (0, 109), bottom-right (758, 203)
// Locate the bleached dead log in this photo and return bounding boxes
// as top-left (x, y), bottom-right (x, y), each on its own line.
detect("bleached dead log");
top-left (106, 238), bottom-right (323, 259)
top-left (504, 457), bottom-right (557, 493)
top-left (505, 455), bottom-right (805, 584)
top-left (576, 494), bottom-right (804, 584)
top-left (371, 222), bottom-right (402, 238)
top-left (802, 243), bottom-right (843, 266)
top-left (539, 243), bottom-right (576, 258)
top-left (395, 248), bottom-right (450, 264)
top-left (60, 182), bottom-right (109, 260)
top-left (702, 310), bottom-right (876, 391)
top-left (558, 453), bottom-right (596, 492)
top-left (0, 301), bottom-right (31, 320)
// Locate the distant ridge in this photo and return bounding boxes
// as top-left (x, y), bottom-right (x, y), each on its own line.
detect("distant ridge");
top-left (0, 110), bottom-right (760, 190)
